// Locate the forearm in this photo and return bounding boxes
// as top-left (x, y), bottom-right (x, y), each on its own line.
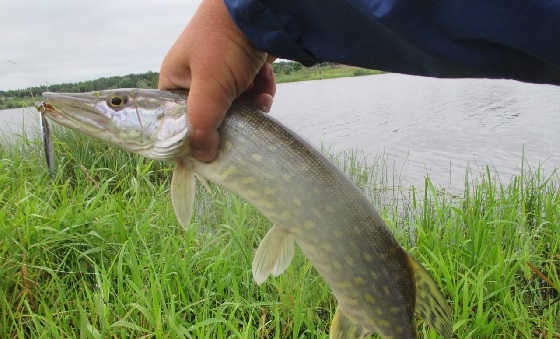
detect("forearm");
top-left (224, 0), bottom-right (560, 85)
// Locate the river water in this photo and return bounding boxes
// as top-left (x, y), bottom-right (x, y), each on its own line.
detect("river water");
top-left (1, 73), bottom-right (559, 191)
top-left (270, 74), bottom-right (560, 190)
top-left (0, 106), bottom-right (41, 140)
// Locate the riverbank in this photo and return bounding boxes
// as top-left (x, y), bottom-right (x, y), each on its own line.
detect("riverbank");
top-left (274, 63), bottom-right (382, 83)
top-left (1, 129), bottom-right (558, 337)
top-left (0, 63), bottom-right (381, 109)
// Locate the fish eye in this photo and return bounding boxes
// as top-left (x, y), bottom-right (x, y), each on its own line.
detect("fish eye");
top-left (108, 95), bottom-right (127, 108)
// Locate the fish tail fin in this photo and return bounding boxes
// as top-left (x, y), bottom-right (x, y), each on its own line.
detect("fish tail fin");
top-left (330, 306), bottom-right (369, 339)
top-left (406, 254), bottom-right (452, 338)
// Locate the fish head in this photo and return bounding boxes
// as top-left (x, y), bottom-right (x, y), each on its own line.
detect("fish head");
top-left (40, 89), bottom-right (189, 160)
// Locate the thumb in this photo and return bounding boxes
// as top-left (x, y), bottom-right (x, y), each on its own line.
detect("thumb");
top-left (187, 74), bottom-right (234, 162)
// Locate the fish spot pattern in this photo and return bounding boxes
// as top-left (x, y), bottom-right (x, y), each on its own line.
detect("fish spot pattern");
top-left (333, 230), bottom-right (343, 239)
top-left (304, 220), bottom-right (315, 229)
top-left (321, 243), bottom-right (334, 253)
top-left (217, 165), bottom-right (237, 181)
top-left (332, 261), bottom-right (343, 270)
top-left (207, 107), bottom-right (437, 339)
top-left (353, 277), bottom-right (365, 285)
top-left (383, 286), bottom-right (391, 296)
top-left (241, 177), bottom-right (256, 185)
top-left (344, 256), bottom-right (355, 266)
top-left (263, 187), bottom-right (276, 195)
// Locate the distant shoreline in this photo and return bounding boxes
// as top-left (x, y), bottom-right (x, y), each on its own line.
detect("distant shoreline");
top-left (0, 63), bottom-right (382, 110)
top-left (274, 64), bottom-right (382, 83)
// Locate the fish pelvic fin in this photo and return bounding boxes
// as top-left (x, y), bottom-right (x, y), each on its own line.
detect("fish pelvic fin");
top-left (252, 225), bottom-right (295, 285)
top-left (406, 254), bottom-right (453, 338)
top-left (171, 161), bottom-right (196, 230)
top-left (330, 306), bottom-right (369, 339)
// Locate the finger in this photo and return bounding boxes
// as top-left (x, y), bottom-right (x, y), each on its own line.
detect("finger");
top-left (158, 71), bottom-right (192, 91)
top-left (158, 45), bottom-right (192, 90)
top-left (254, 93), bottom-right (274, 113)
top-left (244, 63), bottom-right (276, 112)
top-left (255, 62), bottom-right (276, 99)
top-left (189, 127), bottom-right (220, 163)
top-left (187, 75), bottom-right (233, 162)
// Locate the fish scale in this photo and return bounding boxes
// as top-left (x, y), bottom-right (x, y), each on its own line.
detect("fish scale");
top-left (38, 88), bottom-right (452, 338)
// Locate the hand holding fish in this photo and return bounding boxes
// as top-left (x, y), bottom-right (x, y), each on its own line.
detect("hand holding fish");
top-left (158, 0), bottom-right (276, 162)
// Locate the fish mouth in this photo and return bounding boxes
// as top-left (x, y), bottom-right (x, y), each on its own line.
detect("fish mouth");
top-left (39, 91), bottom-right (121, 142)
top-left (42, 92), bottom-right (106, 127)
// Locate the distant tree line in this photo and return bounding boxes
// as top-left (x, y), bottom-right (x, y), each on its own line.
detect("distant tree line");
top-left (272, 61), bottom-right (337, 75)
top-left (0, 61), bottom-right (340, 109)
top-left (272, 61), bottom-right (304, 74)
top-left (0, 71), bottom-right (160, 99)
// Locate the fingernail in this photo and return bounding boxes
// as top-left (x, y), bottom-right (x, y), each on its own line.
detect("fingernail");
top-left (260, 102), bottom-right (271, 113)
top-left (191, 146), bottom-right (216, 162)
top-left (189, 129), bottom-right (218, 162)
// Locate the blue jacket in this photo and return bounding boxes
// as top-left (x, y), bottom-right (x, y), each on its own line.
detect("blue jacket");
top-left (225, 0), bottom-right (560, 85)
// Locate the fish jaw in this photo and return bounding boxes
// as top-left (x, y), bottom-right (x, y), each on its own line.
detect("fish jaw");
top-left (40, 89), bottom-right (190, 160)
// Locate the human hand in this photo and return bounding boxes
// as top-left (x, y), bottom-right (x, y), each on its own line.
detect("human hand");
top-left (159, 0), bottom-right (276, 162)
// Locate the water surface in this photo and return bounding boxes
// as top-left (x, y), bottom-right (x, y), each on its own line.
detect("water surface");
top-left (270, 74), bottom-right (560, 190)
top-left (0, 106), bottom-right (40, 140)
top-left (2, 74), bottom-right (558, 190)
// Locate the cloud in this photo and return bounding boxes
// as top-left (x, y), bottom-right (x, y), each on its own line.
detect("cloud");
top-left (0, 0), bottom-right (200, 90)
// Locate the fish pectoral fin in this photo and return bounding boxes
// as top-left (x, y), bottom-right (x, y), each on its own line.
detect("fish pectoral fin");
top-left (330, 306), bottom-right (369, 339)
top-left (406, 253), bottom-right (453, 339)
top-left (252, 225), bottom-right (295, 285)
top-left (171, 162), bottom-right (196, 230)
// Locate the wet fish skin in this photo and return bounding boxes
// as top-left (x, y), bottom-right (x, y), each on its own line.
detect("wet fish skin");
top-left (39, 89), bottom-right (452, 338)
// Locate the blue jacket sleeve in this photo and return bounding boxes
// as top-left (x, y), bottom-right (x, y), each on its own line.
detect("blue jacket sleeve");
top-left (224, 0), bottom-right (560, 85)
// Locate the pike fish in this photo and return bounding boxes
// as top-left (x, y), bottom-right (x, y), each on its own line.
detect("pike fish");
top-left (37, 89), bottom-right (451, 338)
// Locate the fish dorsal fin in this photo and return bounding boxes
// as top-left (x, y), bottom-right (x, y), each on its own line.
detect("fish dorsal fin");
top-left (252, 225), bottom-right (295, 285)
top-left (406, 254), bottom-right (453, 338)
top-left (171, 162), bottom-right (196, 229)
top-left (330, 306), bottom-right (369, 339)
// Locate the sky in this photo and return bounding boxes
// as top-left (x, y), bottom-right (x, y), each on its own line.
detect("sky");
top-left (0, 0), bottom-right (201, 91)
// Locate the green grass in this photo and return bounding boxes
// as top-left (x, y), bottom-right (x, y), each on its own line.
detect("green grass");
top-left (275, 65), bottom-right (382, 84)
top-left (0, 130), bottom-right (558, 338)
top-left (0, 97), bottom-right (38, 110)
